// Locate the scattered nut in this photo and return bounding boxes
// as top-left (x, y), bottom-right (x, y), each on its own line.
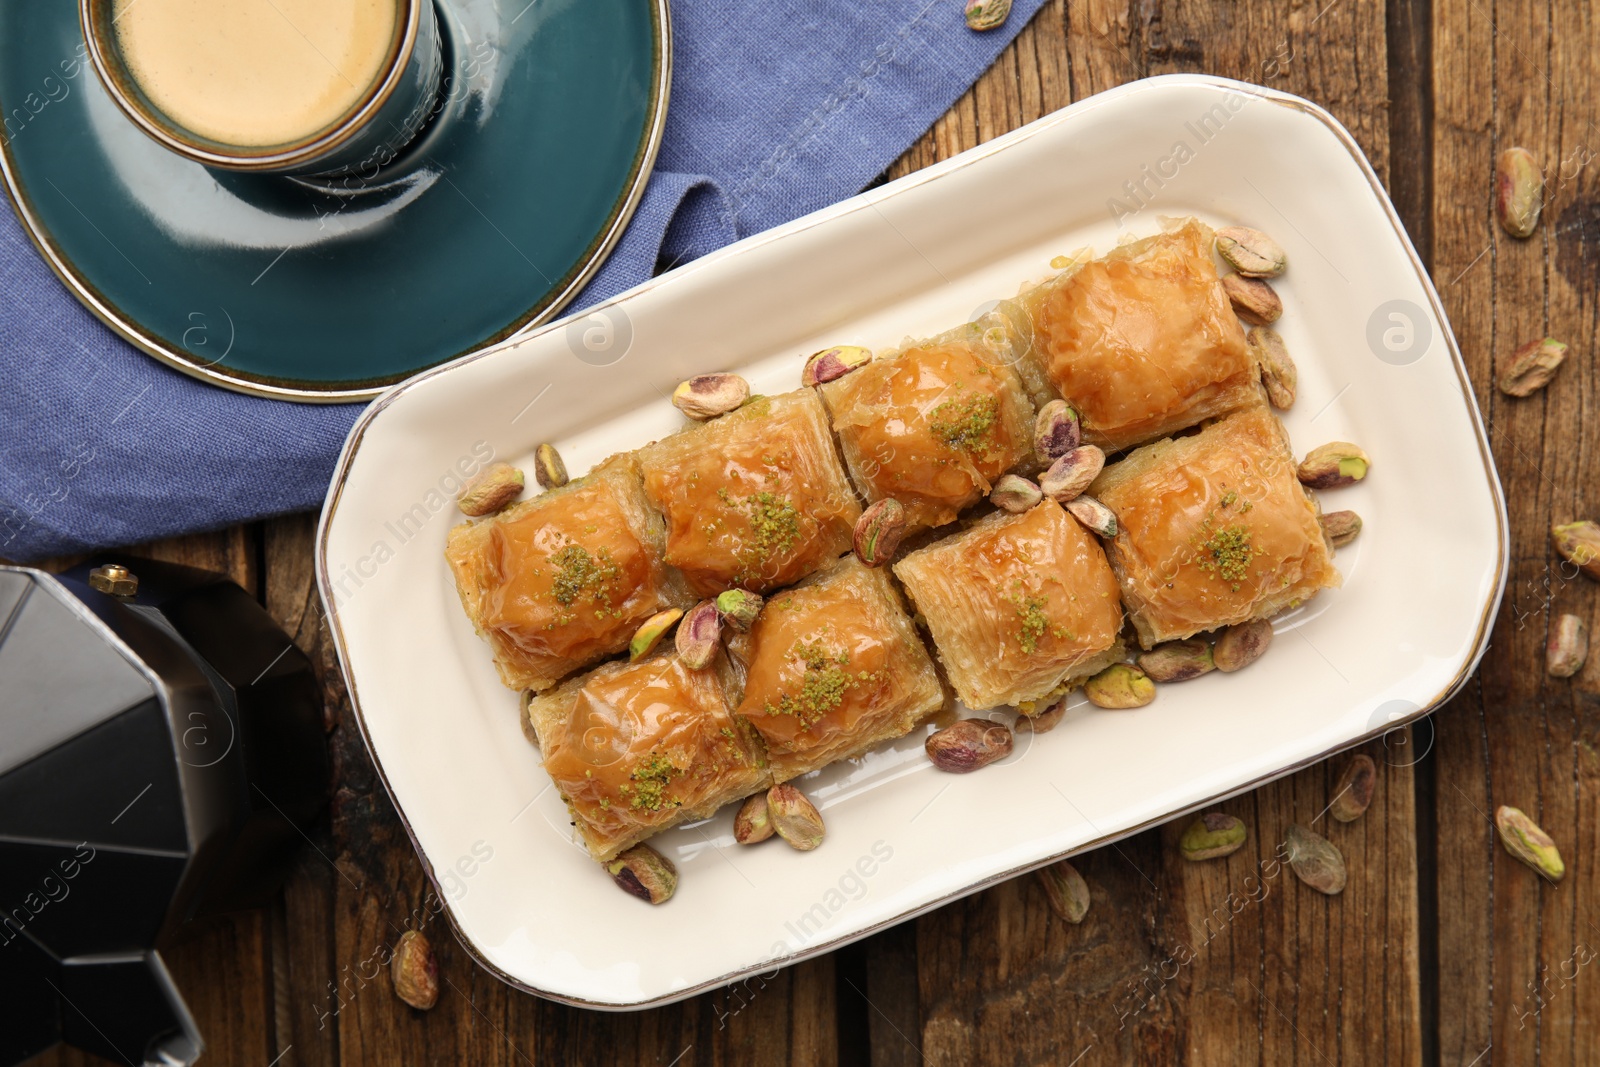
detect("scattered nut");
top-left (1213, 619), bottom-right (1273, 673)
top-left (1320, 510), bottom-right (1363, 547)
top-left (1547, 614), bottom-right (1588, 678)
top-left (1064, 495), bottom-right (1118, 538)
top-left (1039, 445), bottom-right (1106, 503)
top-left (1495, 146), bottom-right (1543, 239)
top-left (1221, 273), bottom-right (1282, 325)
top-left (672, 373), bottom-right (750, 419)
top-left (715, 588), bottom-right (763, 631)
top-left (1215, 226), bottom-right (1287, 278)
top-left (390, 930), bottom-right (439, 1010)
top-left (964, 0), bottom-right (1011, 31)
top-left (1035, 860), bottom-right (1090, 923)
top-left (1297, 442), bottom-right (1370, 489)
top-left (925, 718), bottom-right (1014, 773)
top-left (1497, 337), bottom-right (1568, 397)
top-left (675, 600), bottom-right (723, 669)
top-left (1033, 400), bottom-right (1082, 461)
top-left (734, 793), bottom-right (774, 845)
top-left (1284, 824), bottom-right (1346, 895)
top-left (802, 345), bottom-right (872, 387)
top-left (607, 843), bottom-right (679, 903)
top-left (767, 784), bottom-right (826, 850)
top-left (1179, 813), bottom-right (1247, 861)
top-left (629, 607), bottom-right (684, 662)
top-left (534, 443), bottom-right (568, 489)
top-left (1247, 326), bottom-right (1296, 409)
top-left (1083, 663), bottom-right (1156, 709)
top-left (1495, 805), bottom-right (1565, 883)
top-left (1138, 640), bottom-right (1216, 683)
top-left (990, 474), bottom-right (1043, 513)
top-left (1016, 696), bottom-right (1068, 734)
top-left (1551, 521), bottom-right (1600, 581)
top-left (1329, 754), bottom-right (1376, 823)
top-left (457, 462), bottom-right (524, 516)
top-left (855, 498), bottom-right (908, 567)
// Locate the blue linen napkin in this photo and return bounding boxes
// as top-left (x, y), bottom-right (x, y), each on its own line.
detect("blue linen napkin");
top-left (0, 0), bottom-right (1044, 561)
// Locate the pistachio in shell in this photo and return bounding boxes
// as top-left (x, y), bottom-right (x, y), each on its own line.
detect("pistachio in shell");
top-left (1033, 400), bottom-right (1082, 462)
top-left (1064, 494), bottom-right (1117, 538)
top-left (1547, 613), bottom-right (1589, 678)
top-left (1247, 326), bottom-right (1297, 409)
top-left (1497, 337), bottom-right (1568, 398)
top-left (1016, 696), bottom-right (1068, 734)
top-left (1039, 445), bottom-right (1105, 503)
top-left (1215, 226), bottom-right (1287, 278)
top-left (1297, 442), bottom-right (1370, 490)
top-left (1035, 860), bottom-right (1090, 923)
top-left (1179, 812), bottom-right (1247, 861)
top-left (802, 345), bottom-right (872, 387)
top-left (734, 793), bottom-right (774, 845)
top-left (990, 474), bottom-right (1043, 513)
top-left (1320, 510), bottom-right (1363, 548)
top-left (607, 843), bottom-right (679, 903)
top-left (672, 373), bottom-right (750, 419)
top-left (1284, 824), bottom-right (1346, 895)
top-left (1551, 521), bottom-right (1600, 581)
top-left (854, 498), bottom-right (908, 567)
top-left (1212, 619), bottom-right (1272, 673)
top-left (390, 930), bottom-right (440, 1010)
top-left (534, 443), bottom-right (568, 489)
top-left (1221, 273), bottom-right (1282, 325)
top-left (1138, 639), bottom-right (1216, 683)
top-left (1495, 146), bottom-right (1543, 239)
top-left (457, 462), bottom-right (524, 517)
top-left (1329, 754), bottom-right (1376, 823)
top-left (925, 718), bottom-right (1014, 773)
top-left (1495, 805), bottom-right (1565, 883)
top-left (675, 600), bottom-right (723, 669)
top-left (963, 0), bottom-right (1011, 31)
top-left (715, 588), bottom-right (764, 631)
top-left (767, 784), bottom-right (826, 851)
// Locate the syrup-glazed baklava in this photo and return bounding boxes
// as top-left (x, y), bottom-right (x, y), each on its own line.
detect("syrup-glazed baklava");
top-left (526, 650), bottom-right (770, 862)
top-left (729, 557), bottom-right (944, 782)
top-left (1013, 219), bottom-right (1261, 452)
top-left (1091, 404), bottom-right (1341, 648)
top-left (636, 390), bottom-right (861, 597)
top-left (819, 326), bottom-right (1035, 530)
top-left (893, 500), bottom-right (1125, 710)
top-left (445, 454), bottom-right (693, 692)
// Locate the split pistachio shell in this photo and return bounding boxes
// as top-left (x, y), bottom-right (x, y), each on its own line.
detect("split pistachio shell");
top-left (1329, 754), bottom-right (1376, 822)
top-left (1064, 495), bottom-right (1117, 538)
top-left (1138, 640), bottom-right (1216, 683)
top-left (1284, 824), bottom-right (1346, 895)
top-left (1016, 696), bottom-right (1067, 734)
top-left (675, 600), bottom-right (723, 669)
top-left (1083, 663), bottom-right (1156, 709)
top-left (1547, 614), bottom-right (1589, 678)
top-left (1495, 147), bottom-right (1543, 239)
top-left (534, 443), bottom-right (568, 489)
top-left (715, 588), bottom-right (763, 631)
top-left (1212, 619), bottom-right (1272, 673)
top-left (990, 474), bottom-right (1043, 513)
top-left (964, 0), bottom-right (1011, 31)
top-left (1298, 442), bottom-right (1370, 490)
top-left (734, 793), bottom-right (774, 845)
top-left (1497, 337), bottom-right (1568, 397)
top-left (1552, 521), bottom-right (1600, 581)
top-left (629, 607), bottom-right (684, 662)
top-left (1495, 805), bottom-right (1564, 882)
top-left (457, 462), bottom-right (524, 516)
top-left (802, 345), bottom-right (872, 387)
top-left (767, 784), bottom-right (826, 850)
top-left (1215, 226), bottom-right (1287, 278)
top-left (1221, 273), bottom-right (1282, 325)
top-left (925, 718), bottom-right (1014, 772)
top-left (855, 498), bottom-right (908, 567)
top-left (390, 930), bottom-right (440, 1010)
top-left (607, 843), bottom-right (679, 903)
top-left (1179, 812), bottom-right (1247, 861)
top-left (1035, 860), bottom-right (1090, 923)
top-left (672, 373), bottom-right (750, 419)
top-left (1320, 510), bottom-right (1363, 547)
top-left (1248, 326), bottom-right (1297, 409)
top-left (1033, 400), bottom-right (1082, 461)
top-left (1039, 445), bottom-right (1105, 503)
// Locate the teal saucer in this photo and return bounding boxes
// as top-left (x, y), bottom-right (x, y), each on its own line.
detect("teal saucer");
top-left (0, 0), bottom-right (668, 401)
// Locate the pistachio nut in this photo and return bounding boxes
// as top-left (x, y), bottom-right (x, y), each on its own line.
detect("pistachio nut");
top-left (1179, 812), bottom-right (1247, 861)
top-left (675, 600), bottom-right (723, 669)
top-left (390, 930), bottom-right (439, 1010)
top-left (1221, 273), bottom-right (1282, 326)
top-left (1495, 146), bottom-right (1543, 239)
top-left (1497, 337), bottom-right (1568, 397)
top-left (607, 843), bottom-right (679, 903)
top-left (1039, 445), bottom-right (1106, 503)
top-left (1016, 695), bottom-right (1068, 734)
top-left (629, 607), bottom-right (685, 662)
top-left (1215, 226), bottom-right (1287, 278)
top-left (767, 783), bottom-right (826, 850)
top-left (1035, 860), bottom-right (1090, 923)
top-left (1495, 805), bottom-right (1565, 883)
top-left (854, 498), bottom-right (908, 567)
top-left (1297, 442), bottom-right (1370, 490)
top-left (1284, 824), bottom-right (1346, 895)
top-left (1212, 619), bottom-right (1272, 673)
top-left (1083, 663), bottom-right (1156, 709)
top-left (1329, 754), bottom-right (1376, 823)
top-left (1033, 399), bottom-right (1082, 462)
top-left (1320, 509), bottom-right (1363, 548)
top-left (715, 588), bottom-right (764, 631)
top-left (1547, 613), bottom-right (1589, 679)
top-left (1138, 639), bottom-right (1216, 683)
top-left (1247, 326), bottom-right (1297, 409)
top-left (964, 0), bottom-right (1011, 31)
top-left (457, 462), bottom-right (525, 517)
top-left (734, 793), bottom-right (775, 845)
top-left (1064, 494), bottom-right (1118, 538)
top-left (925, 718), bottom-right (1014, 773)
top-left (801, 345), bottom-right (872, 387)
top-left (990, 474), bottom-right (1043, 513)
top-left (534, 442), bottom-right (568, 489)
top-left (1552, 521), bottom-right (1600, 581)
top-left (672, 373), bottom-right (751, 419)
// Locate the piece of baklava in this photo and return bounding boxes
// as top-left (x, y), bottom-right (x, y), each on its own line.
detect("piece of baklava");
top-left (819, 326), bottom-right (1035, 530)
top-left (636, 390), bottom-right (861, 596)
top-left (1091, 405), bottom-right (1341, 648)
top-left (729, 557), bottom-right (944, 782)
top-left (892, 500), bottom-right (1125, 711)
top-left (1013, 219), bottom-right (1262, 452)
top-left (527, 650), bottom-right (770, 862)
top-left (446, 454), bottom-right (693, 692)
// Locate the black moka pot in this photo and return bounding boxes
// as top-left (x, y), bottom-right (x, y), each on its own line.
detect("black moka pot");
top-left (0, 558), bottom-right (329, 1066)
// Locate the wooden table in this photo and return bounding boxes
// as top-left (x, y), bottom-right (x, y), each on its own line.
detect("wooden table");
top-left (31, 0), bottom-right (1597, 1061)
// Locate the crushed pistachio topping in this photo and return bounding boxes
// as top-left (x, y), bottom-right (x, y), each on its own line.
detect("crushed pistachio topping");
top-left (711, 489), bottom-right (801, 581)
top-left (1197, 526), bottom-right (1255, 586)
top-left (544, 542), bottom-right (623, 626)
top-left (1006, 586), bottom-right (1053, 655)
top-left (929, 391), bottom-right (999, 453)
top-left (622, 753), bottom-right (683, 812)
top-left (766, 641), bottom-right (875, 728)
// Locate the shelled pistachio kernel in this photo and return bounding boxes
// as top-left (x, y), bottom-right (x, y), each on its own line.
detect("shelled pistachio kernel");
top-left (534, 442), bottom-right (568, 489)
top-left (925, 718), bottom-right (1014, 773)
top-left (715, 588), bottom-right (763, 631)
top-left (1284, 824), bottom-right (1347, 895)
top-left (672, 373), bottom-right (750, 419)
top-left (1221, 273), bottom-right (1282, 325)
top-left (854, 498), bottom-right (907, 567)
top-left (1552, 521), bottom-right (1600, 581)
top-left (1495, 146), bottom-right (1543, 238)
top-left (457, 462), bottom-right (524, 516)
top-left (1547, 613), bottom-right (1589, 678)
top-left (801, 345), bottom-right (872, 387)
top-left (629, 607), bottom-right (684, 662)
top-left (1215, 226), bottom-right (1287, 278)
top-left (1035, 860), bottom-right (1090, 923)
top-left (1495, 805), bottom-right (1564, 883)
top-left (1033, 399), bottom-right (1082, 461)
top-left (1179, 812), bottom-right (1247, 861)
top-left (607, 843), bottom-right (679, 903)
top-left (767, 783), bottom-right (826, 850)
top-left (1497, 337), bottom-right (1568, 397)
top-left (675, 600), bottom-right (723, 669)
top-left (390, 930), bottom-right (439, 1010)
top-left (990, 474), bottom-right (1043, 513)
top-left (964, 0), bottom-right (1011, 31)
top-left (1039, 445), bottom-right (1105, 503)
top-left (1320, 510), bottom-right (1363, 547)
top-left (1138, 639), bottom-right (1215, 683)
top-left (1212, 619), bottom-right (1272, 673)
top-left (734, 793), bottom-right (774, 845)
top-left (1248, 326), bottom-right (1297, 409)
top-left (1083, 663), bottom-right (1155, 709)
top-left (1329, 754), bottom-right (1376, 822)
top-left (1297, 442), bottom-right (1370, 489)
